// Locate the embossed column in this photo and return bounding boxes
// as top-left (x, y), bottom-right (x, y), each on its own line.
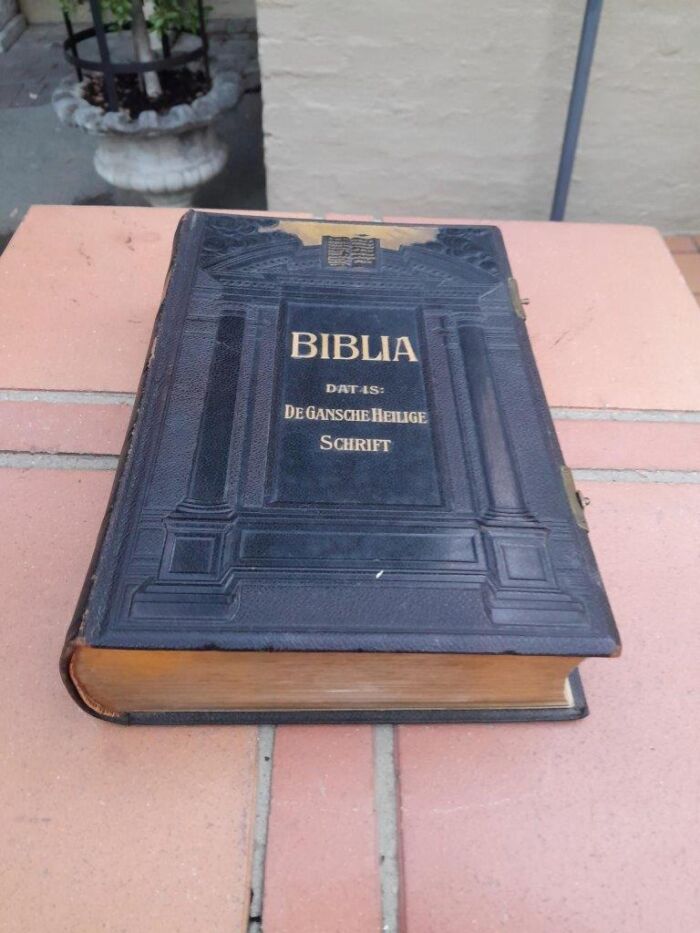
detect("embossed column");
top-left (457, 320), bottom-right (585, 626)
top-left (458, 323), bottom-right (530, 522)
top-left (180, 312), bottom-right (245, 512)
top-left (133, 311), bottom-right (247, 613)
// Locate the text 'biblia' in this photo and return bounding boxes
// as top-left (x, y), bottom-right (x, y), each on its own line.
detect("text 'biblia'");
top-left (290, 331), bottom-right (419, 363)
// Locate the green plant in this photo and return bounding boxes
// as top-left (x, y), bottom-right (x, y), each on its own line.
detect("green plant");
top-left (59, 0), bottom-right (205, 99)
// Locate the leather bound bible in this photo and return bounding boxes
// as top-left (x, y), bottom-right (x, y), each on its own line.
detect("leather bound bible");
top-left (61, 212), bottom-right (620, 724)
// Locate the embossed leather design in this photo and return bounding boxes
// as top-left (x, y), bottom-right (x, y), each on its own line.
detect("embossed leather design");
top-left (72, 212), bottom-right (619, 662)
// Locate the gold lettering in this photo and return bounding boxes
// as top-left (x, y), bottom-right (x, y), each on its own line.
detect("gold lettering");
top-left (290, 332), bottom-right (419, 363)
top-left (319, 434), bottom-right (393, 453)
top-left (370, 408), bottom-right (428, 424)
top-left (360, 334), bottom-right (384, 362)
top-left (334, 334), bottom-right (360, 360)
top-left (291, 331), bottom-right (317, 359)
top-left (393, 336), bottom-right (418, 362)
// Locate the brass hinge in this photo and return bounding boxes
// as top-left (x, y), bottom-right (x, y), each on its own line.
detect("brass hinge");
top-left (507, 277), bottom-right (528, 320)
top-left (561, 466), bottom-right (589, 531)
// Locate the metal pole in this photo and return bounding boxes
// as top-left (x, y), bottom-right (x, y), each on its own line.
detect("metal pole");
top-left (87, 0), bottom-right (119, 112)
top-left (63, 13), bottom-right (83, 82)
top-left (550, 0), bottom-right (604, 221)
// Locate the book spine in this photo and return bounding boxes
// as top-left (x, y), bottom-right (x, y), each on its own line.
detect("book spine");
top-left (59, 210), bottom-right (204, 722)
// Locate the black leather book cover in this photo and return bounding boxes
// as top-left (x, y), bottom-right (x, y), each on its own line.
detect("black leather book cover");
top-left (61, 212), bottom-right (619, 723)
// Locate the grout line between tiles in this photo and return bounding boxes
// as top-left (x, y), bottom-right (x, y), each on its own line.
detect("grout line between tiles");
top-left (0, 452), bottom-right (119, 470)
top-left (573, 468), bottom-right (700, 484)
top-left (1, 452), bottom-right (699, 483)
top-left (0, 389), bottom-right (136, 405)
top-left (373, 724), bottom-right (400, 933)
top-left (247, 725), bottom-right (275, 933)
top-left (2, 391), bottom-right (700, 423)
top-left (550, 407), bottom-right (700, 423)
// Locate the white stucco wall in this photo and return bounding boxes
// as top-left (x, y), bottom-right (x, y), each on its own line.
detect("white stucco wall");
top-left (20, 0), bottom-right (255, 24)
top-left (257, 0), bottom-right (700, 231)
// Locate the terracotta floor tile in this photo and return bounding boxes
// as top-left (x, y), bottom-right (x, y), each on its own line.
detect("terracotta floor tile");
top-left (0, 400), bottom-right (131, 454)
top-left (383, 217), bottom-right (700, 410)
top-left (397, 482), bottom-right (700, 933)
top-left (263, 726), bottom-right (381, 933)
top-left (214, 210), bottom-right (315, 219)
top-left (0, 469), bottom-right (257, 933)
top-left (555, 419), bottom-right (700, 470)
top-left (673, 252), bottom-right (700, 293)
top-left (665, 235), bottom-right (697, 253)
top-left (0, 205), bottom-right (183, 393)
top-left (324, 213), bottom-right (377, 221)
top-left (0, 209), bottom-right (307, 394)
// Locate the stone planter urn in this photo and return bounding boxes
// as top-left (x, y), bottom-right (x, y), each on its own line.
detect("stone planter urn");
top-left (53, 72), bottom-right (241, 207)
